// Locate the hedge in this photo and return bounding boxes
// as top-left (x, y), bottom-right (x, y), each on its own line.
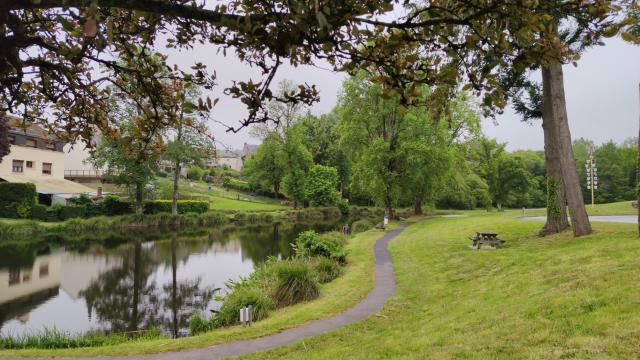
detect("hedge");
top-left (0, 183), bottom-right (36, 218)
top-left (101, 195), bottom-right (133, 216)
top-left (143, 200), bottom-right (209, 214)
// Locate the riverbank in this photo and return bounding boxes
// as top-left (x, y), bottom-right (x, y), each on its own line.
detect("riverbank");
top-left (0, 206), bottom-right (385, 244)
top-left (0, 224), bottom-right (392, 357)
top-left (236, 213), bottom-right (640, 359)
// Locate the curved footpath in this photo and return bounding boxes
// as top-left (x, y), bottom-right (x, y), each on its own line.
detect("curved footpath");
top-left (50, 224), bottom-right (409, 360)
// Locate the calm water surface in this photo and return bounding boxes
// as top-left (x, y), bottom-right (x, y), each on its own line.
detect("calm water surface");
top-left (0, 222), bottom-right (342, 337)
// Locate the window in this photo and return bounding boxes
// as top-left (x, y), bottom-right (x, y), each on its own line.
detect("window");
top-left (25, 139), bottom-right (37, 147)
top-left (46, 142), bottom-right (55, 150)
top-left (12, 160), bottom-right (24, 173)
top-left (42, 162), bottom-right (52, 175)
top-left (26, 161), bottom-right (33, 168)
top-left (8, 268), bottom-right (20, 286)
top-left (39, 264), bottom-right (49, 278)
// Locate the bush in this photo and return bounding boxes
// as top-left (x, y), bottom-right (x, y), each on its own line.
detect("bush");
top-left (189, 313), bottom-right (211, 335)
top-left (337, 198), bottom-right (350, 216)
top-left (0, 182), bottom-right (36, 218)
top-left (213, 286), bottom-right (275, 327)
top-left (31, 204), bottom-right (48, 221)
top-left (59, 205), bottom-right (85, 220)
top-left (272, 259), bottom-right (320, 307)
top-left (352, 219), bottom-right (374, 234)
top-left (44, 204), bottom-right (86, 221)
top-left (311, 257), bottom-right (342, 284)
top-left (100, 195), bottom-right (133, 216)
top-left (187, 166), bottom-right (205, 181)
top-left (143, 200), bottom-right (209, 214)
top-left (224, 178), bottom-right (251, 192)
top-left (294, 230), bottom-right (348, 263)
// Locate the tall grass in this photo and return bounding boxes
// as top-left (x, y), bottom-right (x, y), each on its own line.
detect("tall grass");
top-left (272, 259), bottom-right (320, 307)
top-left (0, 328), bottom-right (163, 350)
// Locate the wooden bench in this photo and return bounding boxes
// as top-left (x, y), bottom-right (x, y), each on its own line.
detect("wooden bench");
top-left (469, 230), bottom-right (505, 249)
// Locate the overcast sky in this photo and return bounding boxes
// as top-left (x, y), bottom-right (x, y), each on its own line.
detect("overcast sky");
top-left (167, 38), bottom-right (640, 152)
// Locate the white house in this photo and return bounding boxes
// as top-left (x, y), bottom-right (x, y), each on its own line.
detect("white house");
top-left (0, 116), bottom-right (95, 205)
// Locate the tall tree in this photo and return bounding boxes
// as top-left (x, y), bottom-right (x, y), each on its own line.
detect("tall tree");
top-left (338, 72), bottom-right (405, 219)
top-left (280, 126), bottom-right (313, 208)
top-left (164, 83), bottom-right (215, 215)
top-left (243, 133), bottom-right (286, 199)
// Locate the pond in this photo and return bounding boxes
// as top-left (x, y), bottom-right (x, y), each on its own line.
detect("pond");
top-left (0, 221), bottom-right (344, 338)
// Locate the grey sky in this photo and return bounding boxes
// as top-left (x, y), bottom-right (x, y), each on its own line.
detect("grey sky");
top-left (167, 38), bottom-right (639, 151)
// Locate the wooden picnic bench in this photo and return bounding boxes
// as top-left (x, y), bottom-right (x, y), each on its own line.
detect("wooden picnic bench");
top-left (469, 230), bottom-right (505, 249)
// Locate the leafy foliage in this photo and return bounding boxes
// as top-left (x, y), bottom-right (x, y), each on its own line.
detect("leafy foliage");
top-left (293, 230), bottom-right (348, 264)
top-left (304, 165), bottom-right (340, 207)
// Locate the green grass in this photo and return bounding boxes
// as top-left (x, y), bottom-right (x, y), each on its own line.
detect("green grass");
top-left (237, 214), bottom-right (640, 359)
top-left (522, 201), bottom-right (637, 217)
top-left (0, 226), bottom-right (388, 358)
top-left (159, 179), bottom-right (287, 211)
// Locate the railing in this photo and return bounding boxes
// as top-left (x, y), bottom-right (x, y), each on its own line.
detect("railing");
top-left (64, 169), bottom-right (109, 177)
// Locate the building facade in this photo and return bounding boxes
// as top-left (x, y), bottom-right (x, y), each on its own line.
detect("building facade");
top-left (0, 117), bottom-right (95, 204)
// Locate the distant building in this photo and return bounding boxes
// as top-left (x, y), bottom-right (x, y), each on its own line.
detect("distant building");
top-left (205, 149), bottom-right (244, 171)
top-left (242, 143), bottom-right (258, 160)
top-left (0, 116), bottom-right (95, 205)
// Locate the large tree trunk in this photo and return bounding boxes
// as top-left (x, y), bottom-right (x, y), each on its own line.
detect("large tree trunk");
top-left (135, 182), bottom-right (144, 215)
top-left (384, 196), bottom-right (393, 222)
top-left (543, 60), bottom-right (591, 236)
top-left (172, 160), bottom-right (181, 215)
top-left (414, 196), bottom-right (423, 215)
top-left (540, 65), bottom-right (569, 235)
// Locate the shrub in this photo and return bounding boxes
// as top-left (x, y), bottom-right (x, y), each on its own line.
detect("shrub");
top-left (189, 313), bottom-right (211, 335)
top-left (59, 205), bottom-right (85, 220)
top-left (143, 200), bottom-right (209, 214)
top-left (336, 198), bottom-right (350, 216)
top-left (15, 200), bottom-right (32, 219)
top-left (352, 219), bottom-right (374, 234)
top-left (31, 204), bottom-right (48, 221)
top-left (213, 286), bottom-right (275, 327)
top-left (224, 178), bottom-right (251, 192)
top-left (187, 166), bottom-right (205, 180)
top-left (294, 230), bottom-right (348, 263)
top-left (100, 195), bottom-right (133, 216)
top-left (0, 182), bottom-right (36, 218)
top-left (272, 259), bottom-right (320, 307)
top-left (311, 257), bottom-right (342, 284)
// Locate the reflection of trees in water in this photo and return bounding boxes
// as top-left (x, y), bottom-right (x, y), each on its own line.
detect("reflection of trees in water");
top-left (81, 239), bottom-right (214, 336)
top-left (0, 221), bottom-right (342, 335)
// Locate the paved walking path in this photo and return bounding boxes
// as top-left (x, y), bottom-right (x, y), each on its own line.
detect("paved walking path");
top-left (53, 224), bottom-right (409, 360)
top-left (520, 215), bottom-right (637, 224)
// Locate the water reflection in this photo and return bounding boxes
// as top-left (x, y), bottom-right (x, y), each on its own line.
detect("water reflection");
top-left (0, 221), bottom-right (340, 337)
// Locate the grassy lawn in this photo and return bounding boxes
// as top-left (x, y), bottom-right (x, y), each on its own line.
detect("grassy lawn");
top-left (0, 227), bottom-right (389, 358)
top-left (237, 214), bottom-right (640, 359)
top-left (158, 178), bottom-right (287, 211)
top-left (522, 201), bottom-right (637, 217)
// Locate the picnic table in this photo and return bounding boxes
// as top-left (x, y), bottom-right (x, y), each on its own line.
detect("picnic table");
top-left (469, 230), bottom-right (505, 249)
